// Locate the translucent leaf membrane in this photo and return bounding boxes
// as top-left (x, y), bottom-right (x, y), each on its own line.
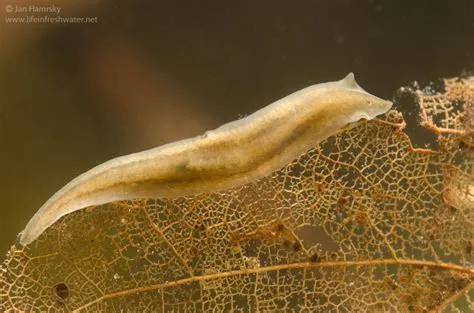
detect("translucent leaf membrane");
top-left (1, 76), bottom-right (473, 312)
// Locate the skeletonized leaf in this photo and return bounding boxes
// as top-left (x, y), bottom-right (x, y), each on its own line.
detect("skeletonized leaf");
top-left (1, 76), bottom-right (473, 312)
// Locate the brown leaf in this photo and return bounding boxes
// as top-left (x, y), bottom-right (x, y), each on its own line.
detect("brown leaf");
top-left (1, 76), bottom-right (473, 312)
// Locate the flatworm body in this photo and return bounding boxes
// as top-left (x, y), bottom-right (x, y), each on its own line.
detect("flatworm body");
top-left (20, 73), bottom-right (392, 245)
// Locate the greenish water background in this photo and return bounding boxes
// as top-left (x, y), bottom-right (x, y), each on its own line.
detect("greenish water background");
top-left (0, 0), bottom-right (473, 254)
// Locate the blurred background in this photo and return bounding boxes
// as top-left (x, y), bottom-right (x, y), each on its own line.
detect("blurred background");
top-left (0, 0), bottom-right (472, 254)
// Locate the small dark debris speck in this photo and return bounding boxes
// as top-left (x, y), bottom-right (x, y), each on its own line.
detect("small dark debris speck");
top-left (54, 283), bottom-right (69, 301)
top-left (309, 253), bottom-right (319, 263)
top-left (195, 223), bottom-right (205, 231)
top-left (293, 241), bottom-right (302, 252)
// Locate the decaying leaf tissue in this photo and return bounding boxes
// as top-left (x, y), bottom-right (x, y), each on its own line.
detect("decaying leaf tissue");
top-left (1, 75), bottom-right (473, 312)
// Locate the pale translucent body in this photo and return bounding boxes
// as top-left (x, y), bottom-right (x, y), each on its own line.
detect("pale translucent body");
top-left (20, 73), bottom-right (392, 245)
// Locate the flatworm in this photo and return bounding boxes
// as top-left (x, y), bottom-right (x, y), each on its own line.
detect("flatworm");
top-left (20, 73), bottom-right (392, 245)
